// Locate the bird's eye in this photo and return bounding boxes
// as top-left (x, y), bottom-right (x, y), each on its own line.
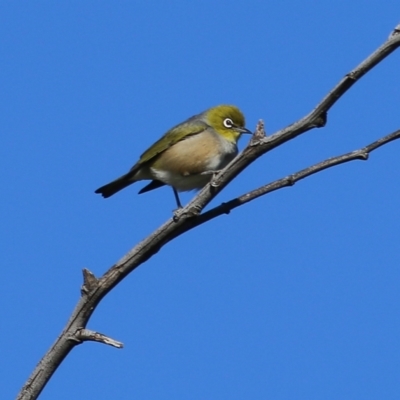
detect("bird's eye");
top-left (223, 118), bottom-right (234, 128)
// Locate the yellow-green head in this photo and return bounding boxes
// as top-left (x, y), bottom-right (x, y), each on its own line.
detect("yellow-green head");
top-left (202, 105), bottom-right (250, 142)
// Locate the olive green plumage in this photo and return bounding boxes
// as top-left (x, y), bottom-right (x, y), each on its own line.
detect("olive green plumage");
top-left (95, 105), bottom-right (251, 207)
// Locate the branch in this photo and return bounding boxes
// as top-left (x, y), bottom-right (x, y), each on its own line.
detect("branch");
top-left (181, 128), bottom-right (400, 229)
top-left (176, 23), bottom-right (400, 218)
top-left (17, 24), bottom-right (400, 400)
top-left (74, 328), bottom-right (123, 349)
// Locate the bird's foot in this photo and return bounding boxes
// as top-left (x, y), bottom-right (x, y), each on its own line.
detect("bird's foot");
top-left (200, 170), bottom-right (221, 188)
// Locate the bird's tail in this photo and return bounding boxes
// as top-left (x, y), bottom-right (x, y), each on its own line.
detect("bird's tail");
top-left (95, 174), bottom-right (134, 198)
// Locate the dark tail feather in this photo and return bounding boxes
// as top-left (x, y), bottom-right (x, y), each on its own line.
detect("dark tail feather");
top-left (138, 180), bottom-right (166, 194)
top-left (95, 174), bottom-right (134, 198)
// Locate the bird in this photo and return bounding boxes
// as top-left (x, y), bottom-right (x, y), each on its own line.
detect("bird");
top-left (95, 105), bottom-right (251, 208)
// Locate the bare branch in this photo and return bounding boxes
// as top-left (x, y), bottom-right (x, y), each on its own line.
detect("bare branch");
top-left (74, 328), bottom-right (124, 349)
top-left (183, 129), bottom-right (400, 227)
top-left (177, 25), bottom-right (400, 218)
top-left (81, 268), bottom-right (99, 294)
top-left (17, 25), bottom-right (400, 400)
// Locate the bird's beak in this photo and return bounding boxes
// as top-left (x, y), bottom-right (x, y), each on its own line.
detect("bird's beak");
top-left (235, 126), bottom-right (252, 134)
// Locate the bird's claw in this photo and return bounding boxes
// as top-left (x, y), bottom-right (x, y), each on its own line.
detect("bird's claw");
top-left (199, 169), bottom-right (221, 188)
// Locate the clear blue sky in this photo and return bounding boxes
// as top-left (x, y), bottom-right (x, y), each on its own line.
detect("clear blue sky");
top-left (2, 2), bottom-right (399, 399)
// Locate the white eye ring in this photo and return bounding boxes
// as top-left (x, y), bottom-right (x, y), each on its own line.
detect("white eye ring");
top-left (223, 118), bottom-right (234, 128)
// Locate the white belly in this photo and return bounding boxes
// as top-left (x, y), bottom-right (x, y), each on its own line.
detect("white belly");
top-left (150, 133), bottom-right (238, 192)
top-left (151, 169), bottom-right (211, 191)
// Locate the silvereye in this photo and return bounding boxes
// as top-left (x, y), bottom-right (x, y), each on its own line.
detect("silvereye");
top-left (95, 105), bottom-right (251, 208)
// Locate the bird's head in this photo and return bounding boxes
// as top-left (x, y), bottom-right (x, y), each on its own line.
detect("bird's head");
top-left (204, 105), bottom-right (251, 143)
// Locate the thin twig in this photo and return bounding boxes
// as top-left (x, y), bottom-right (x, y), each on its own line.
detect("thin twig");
top-left (74, 329), bottom-right (124, 349)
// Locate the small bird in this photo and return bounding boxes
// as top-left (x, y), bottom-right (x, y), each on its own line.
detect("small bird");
top-left (95, 105), bottom-right (251, 208)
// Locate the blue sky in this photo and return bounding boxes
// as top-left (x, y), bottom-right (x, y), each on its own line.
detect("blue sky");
top-left (2, 2), bottom-right (400, 399)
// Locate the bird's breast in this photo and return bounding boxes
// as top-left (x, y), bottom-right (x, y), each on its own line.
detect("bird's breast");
top-left (149, 130), bottom-right (238, 191)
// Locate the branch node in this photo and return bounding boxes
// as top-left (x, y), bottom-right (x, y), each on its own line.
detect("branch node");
top-left (173, 205), bottom-right (200, 222)
top-left (287, 175), bottom-right (295, 186)
top-left (315, 111), bottom-right (327, 128)
top-left (67, 333), bottom-right (83, 344)
top-left (74, 328), bottom-right (124, 349)
top-left (250, 119), bottom-right (266, 145)
top-left (346, 71), bottom-right (357, 81)
top-left (389, 23), bottom-right (400, 39)
top-left (81, 268), bottom-right (99, 295)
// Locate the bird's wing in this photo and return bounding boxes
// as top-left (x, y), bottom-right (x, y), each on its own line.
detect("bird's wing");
top-left (134, 119), bottom-right (209, 167)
